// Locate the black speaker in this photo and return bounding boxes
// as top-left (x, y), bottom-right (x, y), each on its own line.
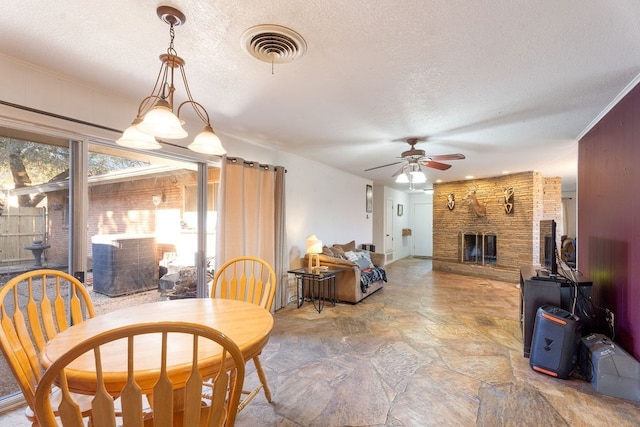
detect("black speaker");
top-left (530, 305), bottom-right (582, 379)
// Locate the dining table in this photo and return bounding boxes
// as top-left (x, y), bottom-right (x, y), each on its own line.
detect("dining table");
top-left (39, 298), bottom-right (274, 398)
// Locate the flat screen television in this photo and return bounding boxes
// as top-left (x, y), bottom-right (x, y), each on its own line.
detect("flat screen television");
top-left (540, 219), bottom-right (558, 275)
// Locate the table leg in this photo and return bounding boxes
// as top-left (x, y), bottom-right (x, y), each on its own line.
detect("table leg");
top-left (329, 276), bottom-right (336, 307)
top-left (296, 276), bottom-right (303, 308)
top-left (311, 277), bottom-right (326, 313)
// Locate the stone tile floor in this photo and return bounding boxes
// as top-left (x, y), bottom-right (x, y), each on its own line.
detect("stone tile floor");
top-left (3, 257), bottom-right (640, 426)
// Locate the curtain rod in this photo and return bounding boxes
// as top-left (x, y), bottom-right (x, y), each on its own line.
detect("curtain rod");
top-left (226, 157), bottom-right (287, 173)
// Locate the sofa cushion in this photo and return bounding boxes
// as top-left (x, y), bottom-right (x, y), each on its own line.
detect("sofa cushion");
top-left (334, 240), bottom-right (356, 252)
top-left (322, 246), bottom-right (334, 257)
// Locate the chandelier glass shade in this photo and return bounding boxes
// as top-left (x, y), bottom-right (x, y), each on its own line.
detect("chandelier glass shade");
top-left (188, 125), bottom-right (225, 154)
top-left (116, 117), bottom-right (162, 150)
top-left (116, 6), bottom-right (226, 156)
top-left (136, 99), bottom-right (188, 139)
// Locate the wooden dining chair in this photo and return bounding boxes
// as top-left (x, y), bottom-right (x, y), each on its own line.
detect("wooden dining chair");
top-left (0, 269), bottom-right (95, 426)
top-left (210, 256), bottom-right (276, 411)
top-left (34, 321), bottom-right (245, 427)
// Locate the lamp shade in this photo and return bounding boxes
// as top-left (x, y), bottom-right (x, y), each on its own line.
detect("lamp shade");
top-left (306, 235), bottom-right (323, 254)
top-left (116, 124), bottom-right (162, 150)
top-left (137, 100), bottom-right (188, 139)
top-left (410, 170), bottom-right (427, 183)
top-left (188, 125), bottom-right (226, 155)
top-left (395, 173), bottom-right (409, 183)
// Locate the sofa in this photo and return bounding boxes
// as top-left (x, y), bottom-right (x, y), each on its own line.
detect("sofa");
top-left (304, 240), bottom-right (387, 303)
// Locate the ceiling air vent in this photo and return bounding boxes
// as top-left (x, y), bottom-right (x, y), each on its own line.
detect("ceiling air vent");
top-left (241, 24), bottom-right (307, 64)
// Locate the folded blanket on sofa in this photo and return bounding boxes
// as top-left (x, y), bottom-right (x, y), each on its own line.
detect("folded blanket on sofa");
top-left (360, 267), bottom-right (387, 293)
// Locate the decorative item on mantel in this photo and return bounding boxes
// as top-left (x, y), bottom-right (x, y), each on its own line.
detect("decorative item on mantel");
top-left (447, 193), bottom-right (455, 210)
top-left (306, 235), bottom-right (322, 271)
top-left (503, 187), bottom-right (514, 214)
top-left (465, 187), bottom-right (487, 217)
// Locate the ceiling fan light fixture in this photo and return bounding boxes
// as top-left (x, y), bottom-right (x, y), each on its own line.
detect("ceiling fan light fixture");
top-left (395, 172), bottom-right (409, 183)
top-left (410, 171), bottom-right (427, 183)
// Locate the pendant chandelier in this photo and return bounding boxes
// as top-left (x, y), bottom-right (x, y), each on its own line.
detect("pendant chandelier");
top-left (116, 6), bottom-right (226, 155)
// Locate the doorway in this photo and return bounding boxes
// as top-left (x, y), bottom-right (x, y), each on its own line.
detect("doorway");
top-left (413, 202), bottom-right (433, 257)
top-left (385, 198), bottom-right (394, 262)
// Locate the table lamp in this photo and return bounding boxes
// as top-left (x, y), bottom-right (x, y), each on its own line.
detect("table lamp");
top-left (306, 235), bottom-right (323, 270)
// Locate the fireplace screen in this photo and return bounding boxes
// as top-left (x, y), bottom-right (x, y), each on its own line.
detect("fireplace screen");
top-left (462, 233), bottom-right (497, 265)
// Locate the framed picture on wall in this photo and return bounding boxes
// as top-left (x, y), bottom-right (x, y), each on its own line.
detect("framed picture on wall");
top-left (365, 185), bottom-right (373, 213)
top-left (397, 204), bottom-right (403, 216)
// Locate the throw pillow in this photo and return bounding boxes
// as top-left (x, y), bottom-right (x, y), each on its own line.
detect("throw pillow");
top-left (322, 246), bottom-right (334, 257)
top-left (331, 246), bottom-right (347, 259)
top-left (335, 240), bottom-right (356, 252)
top-left (344, 251), bottom-right (359, 262)
top-left (358, 251), bottom-right (375, 268)
top-left (354, 256), bottom-right (370, 270)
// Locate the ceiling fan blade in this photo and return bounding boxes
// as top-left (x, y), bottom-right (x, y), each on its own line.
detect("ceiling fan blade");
top-left (420, 160), bottom-right (452, 170)
top-left (364, 161), bottom-right (404, 172)
top-left (428, 153), bottom-right (466, 161)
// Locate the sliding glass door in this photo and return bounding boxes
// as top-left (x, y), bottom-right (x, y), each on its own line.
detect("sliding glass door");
top-left (0, 128), bottom-right (220, 409)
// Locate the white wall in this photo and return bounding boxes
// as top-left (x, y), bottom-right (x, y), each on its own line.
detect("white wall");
top-left (278, 152), bottom-right (373, 266)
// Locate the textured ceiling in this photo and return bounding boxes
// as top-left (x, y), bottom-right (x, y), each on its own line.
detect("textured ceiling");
top-left (2, 1), bottom-right (640, 192)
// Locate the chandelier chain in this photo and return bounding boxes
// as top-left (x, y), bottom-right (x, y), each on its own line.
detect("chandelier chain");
top-left (168, 24), bottom-right (177, 56)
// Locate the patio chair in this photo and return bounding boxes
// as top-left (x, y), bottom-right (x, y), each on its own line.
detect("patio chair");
top-left (0, 269), bottom-right (95, 426)
top-left (34, 321), bottom-right (245, 427)
top-left (210, 256), bottom-right (276, 411)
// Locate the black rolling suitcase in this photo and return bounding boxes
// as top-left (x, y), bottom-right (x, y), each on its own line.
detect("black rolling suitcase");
top-left (530, 305), bottom-right (582, 379)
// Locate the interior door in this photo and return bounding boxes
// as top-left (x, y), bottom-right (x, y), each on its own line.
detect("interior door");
top-left (413, 202), bottom-right (433, 257)
top-left (385, 198), bottom-right (393, 259)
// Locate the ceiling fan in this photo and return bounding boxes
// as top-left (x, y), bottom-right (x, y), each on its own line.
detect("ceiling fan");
top-left (364, 137), bottom-right (465, 178)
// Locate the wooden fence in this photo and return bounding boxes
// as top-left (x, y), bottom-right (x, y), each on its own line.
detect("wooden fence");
top-left (0, 206), bottom-right (46, 266)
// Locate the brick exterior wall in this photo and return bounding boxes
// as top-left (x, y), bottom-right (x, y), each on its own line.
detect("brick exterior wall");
top-left (432, 171), bottom-right (562, 282)
top-left (46, 192), bottom-right (69, 266)
top-left (45, 168), bottom-right (219, 268)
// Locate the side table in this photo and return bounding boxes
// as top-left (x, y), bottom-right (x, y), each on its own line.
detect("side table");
top-left (287, 267), bottom-right (344, 313)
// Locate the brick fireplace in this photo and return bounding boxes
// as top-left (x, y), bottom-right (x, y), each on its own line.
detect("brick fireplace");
top-left (432, 171), bottom-right (562, 282)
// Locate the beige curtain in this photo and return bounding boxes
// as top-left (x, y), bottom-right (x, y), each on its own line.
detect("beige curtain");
top-left (216, 157), bottom-right (288, 311)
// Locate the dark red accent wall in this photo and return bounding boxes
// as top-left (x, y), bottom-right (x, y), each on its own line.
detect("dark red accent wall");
top-left (578, 82), bottom-right (640, 359)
